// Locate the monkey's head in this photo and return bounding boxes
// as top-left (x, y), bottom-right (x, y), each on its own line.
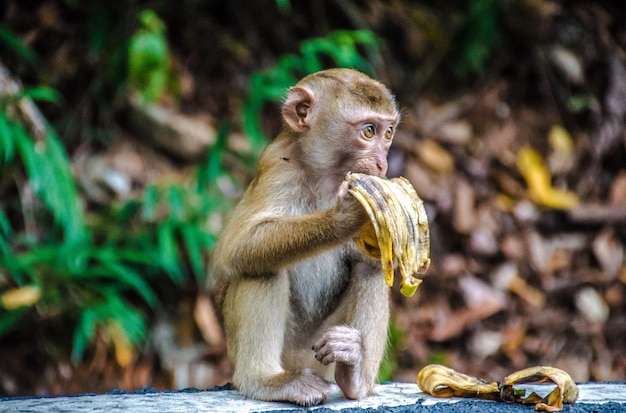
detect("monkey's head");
top-left (282, 68), bottom-right (399, 178)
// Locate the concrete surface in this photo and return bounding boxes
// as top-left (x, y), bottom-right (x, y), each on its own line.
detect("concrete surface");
top-left (0, 382), bottom-right (624, 412)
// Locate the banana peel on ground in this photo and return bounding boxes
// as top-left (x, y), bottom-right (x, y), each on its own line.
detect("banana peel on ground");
top-left (346, 173), bottom-right (430, 297)
top-left (417, 364), bottom-right (579, 412)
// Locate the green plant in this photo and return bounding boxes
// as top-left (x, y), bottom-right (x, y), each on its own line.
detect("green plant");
top-left (0, 24), bottom-right (38, 66)
top-left (454, 0), bottom-right (500, 78)
top-left (0, 88), bottom-right (230, 364)
top-left (0, 92), bottom-right (155, 361)
top-left (242, 29), bottom-right (380, 151)
top-left (127, 9), bottom-right (173, 104)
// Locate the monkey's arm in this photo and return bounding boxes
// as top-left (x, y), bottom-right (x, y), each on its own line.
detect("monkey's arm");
top-left (217, 193), bottom-right (367, 278)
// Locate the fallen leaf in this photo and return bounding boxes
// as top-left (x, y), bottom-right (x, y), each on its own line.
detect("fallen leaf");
top-left (548, 125), bottom-right (575, 174)
top-left (194, 293), bottom-right (225, 353)
top-left (592, 227), bottom-right (623, 279)
top-left (0, 285), bottom-right (42, 310)
top-left (108, 321), bottom-right (134, 368)
top-left (575, 287), bottom-right (609, 323)
top-left (415, 139), bottom-right (455, 175)
top-left (516, 146), bottom-right (578, 209)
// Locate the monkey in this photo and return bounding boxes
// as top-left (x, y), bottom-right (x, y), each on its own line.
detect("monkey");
top-left (211, 68), bottom-right (400, 407)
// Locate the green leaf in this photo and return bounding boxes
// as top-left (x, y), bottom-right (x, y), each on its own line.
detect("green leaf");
top-left (0, 208), bottom-right (11, 238)
top-left (42, 132), bottom-right (88, 246)
top-left (21, 87), bottom-right (62, 104)
top-left (72, 306), bottom-right (97, 362)
top-left (157, 222), bottom-right (183, 284)
top-left (0, 111), bottom-right (14, 164)
top-left (141, 184), bottom-right (159, 221)
top-left (180, 224), bottom-right (205, 283)
top-left (101, 261), bottom-right (157, 308)
top-left (0, 308), bottom-right (29, 337)
top-left (275, 0), bottom-right (290, 12)
top-left (166, 185), bottom-right (185, 222)
top-left (199, 124), bottom-right (229, 189)
top-left (0, 25), bottom-right (37, 65)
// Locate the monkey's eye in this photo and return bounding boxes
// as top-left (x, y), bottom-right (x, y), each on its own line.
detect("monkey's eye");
top-left (362, 125), bottom-right (375, 139)
top-left (385, 126), bottom-right (394, 140)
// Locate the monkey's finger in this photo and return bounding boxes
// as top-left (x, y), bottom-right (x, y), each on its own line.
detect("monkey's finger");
top-left (313, 341), bottom-right (361, 366)
top-left (316, 350), bottom-right (360, 366)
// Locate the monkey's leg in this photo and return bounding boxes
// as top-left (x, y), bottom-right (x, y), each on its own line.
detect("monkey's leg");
top-left (312, 261), bottom-right (390, 400)
top-left (224, 275), bottom-right (330, 407)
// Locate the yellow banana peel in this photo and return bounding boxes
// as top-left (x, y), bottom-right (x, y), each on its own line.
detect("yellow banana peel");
top-left (417, 364), bottom-right (579, 412)
top-left (346, 173), bottom-right (430, 297)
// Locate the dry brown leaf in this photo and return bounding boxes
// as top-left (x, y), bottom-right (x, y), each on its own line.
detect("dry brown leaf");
top-left (415, 139), bottom-right (455, 175)
top-left (194, 293), bottom-right (225, 352)
top-left (491, 263), bottom-right (546, 307)
top-left (608, 171), bottom-right (626, 205)
top-left (452, 178), bottom-right (476, 234)
top-left (592, 227), bottom-right (624, 279)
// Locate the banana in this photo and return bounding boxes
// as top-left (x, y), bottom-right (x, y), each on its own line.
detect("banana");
top-left (346, 172), bottom-right (431, 297)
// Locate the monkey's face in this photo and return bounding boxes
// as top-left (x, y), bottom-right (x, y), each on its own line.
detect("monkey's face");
top-left (343, 112), bottom-right (397, 177)
top-left (282, 69), bottom-right (400, 178)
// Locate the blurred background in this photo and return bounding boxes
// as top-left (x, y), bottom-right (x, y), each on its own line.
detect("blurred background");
top-left (0, 0), bottom-right (625, 397)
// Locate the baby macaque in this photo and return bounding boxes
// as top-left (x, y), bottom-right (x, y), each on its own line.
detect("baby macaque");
top-left (212, 68), bottom-right (399, 406)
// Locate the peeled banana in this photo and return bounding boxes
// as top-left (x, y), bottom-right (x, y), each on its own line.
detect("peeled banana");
top-left (346, 172), bottom-right (430, 297)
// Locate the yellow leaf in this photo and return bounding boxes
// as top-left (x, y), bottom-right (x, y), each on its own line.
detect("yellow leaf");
top-left (108, 322), bottom-right (134, 367)
top-left (516, 146), bottom-right (578, 209)
top-left (1, 286), bottom-right (42, 310)
top-left (548, 125), bottom-right (573, 156)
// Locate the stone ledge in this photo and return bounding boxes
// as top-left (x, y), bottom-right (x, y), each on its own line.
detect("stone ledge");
top-left (0, 383), bottom-right (624, 412)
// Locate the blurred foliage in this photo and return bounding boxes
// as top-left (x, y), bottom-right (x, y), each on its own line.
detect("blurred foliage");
top-left (128, 10), bottom-right (174, 105)
top-left (0, 67), bottom-right (228, 366)
top-left (0, 24), bottom-right (38, 67)
top-left (454, 0), bottom-right (500, 78)
top-left (0, 110), bottom-right (228, 363)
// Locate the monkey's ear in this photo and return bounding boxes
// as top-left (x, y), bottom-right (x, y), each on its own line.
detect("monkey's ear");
top-left (282, 86), bottom-right (315, 132)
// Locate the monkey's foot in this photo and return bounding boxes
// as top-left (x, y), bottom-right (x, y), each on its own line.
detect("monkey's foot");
top-left (243, 371), bottom-right (330, 407)
top-left (276, 371), bottom-right (330, 407)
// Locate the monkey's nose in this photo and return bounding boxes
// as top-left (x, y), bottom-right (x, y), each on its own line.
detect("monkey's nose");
top-left (376, 160), bottom-right (388, 176)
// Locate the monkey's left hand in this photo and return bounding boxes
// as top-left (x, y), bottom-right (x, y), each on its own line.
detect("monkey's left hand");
top-left (312, 325), bottom-right (363, 366)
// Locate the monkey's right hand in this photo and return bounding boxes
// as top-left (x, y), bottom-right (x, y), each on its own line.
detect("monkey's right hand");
top-left (333, 182), bottom-right (369, 237)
